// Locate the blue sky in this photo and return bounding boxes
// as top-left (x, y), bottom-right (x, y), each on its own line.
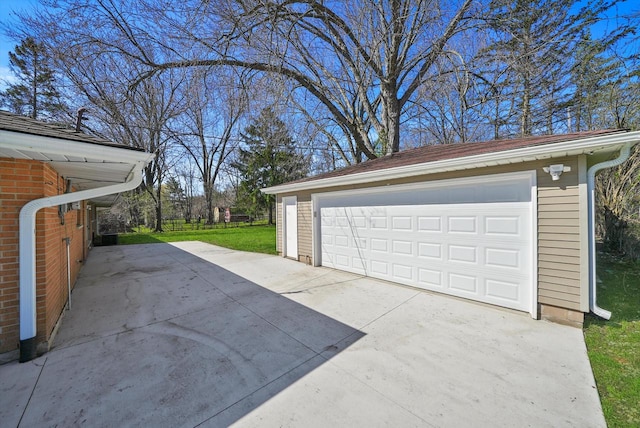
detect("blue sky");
top-left (0, 0), bottom-right (638, 89)
top-left (0, 0), bottom-right (38, 87)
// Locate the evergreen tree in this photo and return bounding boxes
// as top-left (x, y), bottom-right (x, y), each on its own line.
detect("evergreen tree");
top-left (0, 37), bottom-right (65, 120)
top-left (165, 176), bottom-right (187, 221)
top-left (479, 0), bottom-right (612, 137)
top-left (570, 32), bottom-right (627, 131)
top-left (233, 108), bottom-right (308, 224)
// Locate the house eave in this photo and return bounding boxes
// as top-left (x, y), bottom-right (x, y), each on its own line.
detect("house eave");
top-left (262, 131), bottom-right (640, 194)
top-left (0, 130), bottom-right (154, 203)
top-left (0, 129), bottom-right (151, 163)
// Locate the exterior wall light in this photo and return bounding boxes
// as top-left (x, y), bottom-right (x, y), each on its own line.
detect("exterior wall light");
top-left (543, 164), bottom-right (571, 181)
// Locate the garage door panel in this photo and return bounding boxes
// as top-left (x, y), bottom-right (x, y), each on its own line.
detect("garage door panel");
top-left (350, 216), bottom-right (367, 228)
top-left (485, 278), bottom-right (521, 302)
top-left (370, 216), bottom-right (387, 229)
top-left (318, 176), bottom-right (533, 313)
top-left (392, 263), bottom-right (414, 280)
top-left (371, 238), bottom-right (389, 252)
top-left (448, 216), bottom-right (477, 233)
top-left (392, 240), bottom-right (413, 255)
top-left (418, 268), bottom-right (443, 288)
top-left (334, 235), bottom-right (349, 247)
top-left (485, 216), bottom-right (520, 235)
top-left (448, 245), bottom-right (477, 263)
top-left (418, 242), bottom-right (442, 259)
top-left (371, 260), bottom-right (389, 275)
top-left (449, 273), bottom-right (478, 293)
top-left (334, 254), bottom-right (349, 267)
top-left (418, 216), bottom-right (442, 231)
top-left (322, 234), bottom-right (333, 245)
top-left (485, 248), bottom-right (521, 269)
top-left (391, 216), bottom-right (413, 230)
top-left (352, 257), bottom-right (366, 271)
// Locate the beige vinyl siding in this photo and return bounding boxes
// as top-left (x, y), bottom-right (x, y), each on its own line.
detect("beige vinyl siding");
top-left (275, 196), bottom-right (282, 254)
top-left (577, 155), bottom-right (590, 311)
top-left (297, 194), bottom-right (313, 263)
top-left (536, 157), bottom-right (583, 311)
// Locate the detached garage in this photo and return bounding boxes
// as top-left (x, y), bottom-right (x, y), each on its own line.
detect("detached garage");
top-left (263, 130), bottom-right (640, 325)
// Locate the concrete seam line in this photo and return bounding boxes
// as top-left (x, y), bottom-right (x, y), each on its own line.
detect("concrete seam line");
top-left (17, 356), bottom-right (47, 427)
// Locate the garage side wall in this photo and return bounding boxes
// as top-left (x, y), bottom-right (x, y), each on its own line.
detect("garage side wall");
top-left (276, 195), bottom-right (282, 254)
top-left (297, 194), bottom-right (313, 264)
top-left (536, 157), bottom-right (584, 314)
top-left (275, 157), bottom-right (587, 318)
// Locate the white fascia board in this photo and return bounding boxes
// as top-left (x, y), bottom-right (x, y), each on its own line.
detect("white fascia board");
top-left (0, 130), bottom-right (154, 165)
top-left (263, 131), bottom-right (640, 194)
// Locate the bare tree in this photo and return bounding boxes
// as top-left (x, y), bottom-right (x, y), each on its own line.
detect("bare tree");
top-left (408, 46), bottom-right (491, 145)
top-left (59, 0), bottom-right (474, 160)
top-left (176, 160), bottom-right (200, 224)
top-left (174, 69), bottom-right (248, 224)
top-left (8, 1), bottom-right (188, 231)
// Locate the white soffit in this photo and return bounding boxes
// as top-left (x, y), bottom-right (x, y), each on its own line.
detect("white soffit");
top-left (263, 131), bottom-right (640, 194)
top-left (0, 130), bottom-right (153, 195)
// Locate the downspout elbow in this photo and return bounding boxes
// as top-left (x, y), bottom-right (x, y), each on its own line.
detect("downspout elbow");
top-left (586, 143), bottom-right (632, 320)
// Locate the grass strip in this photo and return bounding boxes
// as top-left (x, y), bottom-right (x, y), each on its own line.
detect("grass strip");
top-left (117, 224), bottom-right (277, 255)
top-left (584, 254), bottom-right (640, 427)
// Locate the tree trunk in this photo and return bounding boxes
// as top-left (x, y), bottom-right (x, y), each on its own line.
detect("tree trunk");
top-left (31, 49), bottom-right (38, 119)
top-left (381, 82), bottom-right (401, 155)
top-left (521, 80), bottom-right (532, 136)
top-left (204, 181), bottom-right (214, 224)
top-left (155, 183), bottom-right (163, 232)
top-left (153, 159), bottom-right (163, 232)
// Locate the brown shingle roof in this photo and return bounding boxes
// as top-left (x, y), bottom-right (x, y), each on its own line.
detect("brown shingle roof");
top-left (296, 129), bottom-right (626, 184)
top-left (0, 110), bottom-right (143, 151)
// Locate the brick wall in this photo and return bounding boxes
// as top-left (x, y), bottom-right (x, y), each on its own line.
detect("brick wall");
top-left (1, 158), bottom-right (87, 356)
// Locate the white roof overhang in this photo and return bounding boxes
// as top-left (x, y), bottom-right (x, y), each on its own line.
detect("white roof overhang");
top-left (0, 130), bottom-right (154, 205)
top-left (263, 131), bottom-right (640, 195)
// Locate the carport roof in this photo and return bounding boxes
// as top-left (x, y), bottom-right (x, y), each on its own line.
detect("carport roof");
top-left (263, 129), bottom-right (640, 194)
top-left (0, 110), bottom-right (153, 205)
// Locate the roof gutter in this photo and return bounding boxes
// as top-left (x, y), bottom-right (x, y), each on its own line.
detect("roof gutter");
top-left (263, 131), bottom-right (640, 194)
top-left (19, 162), bottom-right (146, 362)
top-left (586, 143), bottom-right (632, 320)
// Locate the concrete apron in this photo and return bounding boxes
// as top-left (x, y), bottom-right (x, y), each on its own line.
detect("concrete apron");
top-left (1, 242), bottom-right (605, 427)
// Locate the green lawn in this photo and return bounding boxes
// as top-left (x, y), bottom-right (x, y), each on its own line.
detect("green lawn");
top-left (584, 254), bottom-right (640, 427)
top-left (117, 223), bottom-right (277, 255)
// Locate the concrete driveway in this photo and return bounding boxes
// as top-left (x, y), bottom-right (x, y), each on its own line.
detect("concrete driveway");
top-left (1, 242), bottom-right (604, 427)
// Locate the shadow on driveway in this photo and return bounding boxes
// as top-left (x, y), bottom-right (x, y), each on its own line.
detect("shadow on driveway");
top-left (6, 243), bottom-right (365, 427)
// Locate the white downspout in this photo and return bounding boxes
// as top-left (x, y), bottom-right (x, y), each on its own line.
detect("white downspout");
top-left (587, 143), bottom-right (632, 320)
top-left (19, 162), bottom-right (145, 362)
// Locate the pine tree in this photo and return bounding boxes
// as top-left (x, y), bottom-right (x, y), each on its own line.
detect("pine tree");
top-left (233, 108), bottom-right (308, 224)
top-left (479, 0), bottom-right (613, 136)
top-left (570, 33), bottom-right (620, 131)
top-left (0, 37), bottom-right (65, 120)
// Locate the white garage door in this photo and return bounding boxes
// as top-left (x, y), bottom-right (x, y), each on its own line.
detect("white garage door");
top-left (316, 173), bottom-right (535, 313)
